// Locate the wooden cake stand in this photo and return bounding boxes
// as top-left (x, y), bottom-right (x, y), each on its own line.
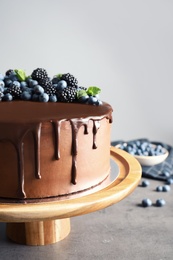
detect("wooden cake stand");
top-left (0, 147), bottom-right (141, 246)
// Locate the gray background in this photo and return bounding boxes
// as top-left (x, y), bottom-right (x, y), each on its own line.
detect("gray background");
top-left (0, 0), bottom-right (173, 145)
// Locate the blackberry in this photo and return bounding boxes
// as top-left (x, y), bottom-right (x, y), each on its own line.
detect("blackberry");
top-left (39, 77), bottom-right (53, 88)
top-left (61, 73), bottom-right (78, 88)
top-left (5, 69), bottom-right (15, 76)
top-left (7, 84), bottom-right (22, 99)
top-left (31, 68), bottom-right (48, 81)
top-left (58, 86), bottom-right (77, 103)
top-left (44, 85), bottom-right (56, 96)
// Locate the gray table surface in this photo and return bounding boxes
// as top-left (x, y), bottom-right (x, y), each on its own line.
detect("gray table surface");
top-left (0, 176), bottom-right (172, 260)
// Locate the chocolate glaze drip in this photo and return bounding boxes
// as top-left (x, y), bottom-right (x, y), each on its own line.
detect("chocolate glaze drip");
top-left (0, 122), bottom-right (42, 198)
top-left (93, 120), bottom-right (100, 149)
top-left (32, 123), bottom-right (42, 179)
top-left (16, 141), bottom-right (25, 198)
top-left (0, 101), bottom-right (113, 198)
top-left (52, 120), bottom-right (63, 160)
top-left (69, 119), bottom-right (89, 184)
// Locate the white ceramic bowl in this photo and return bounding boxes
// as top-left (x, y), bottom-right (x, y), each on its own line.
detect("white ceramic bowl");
top-left (116, 144), bottom-right (169, 166)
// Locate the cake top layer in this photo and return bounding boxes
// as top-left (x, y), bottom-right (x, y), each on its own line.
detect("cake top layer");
top-left (0, 101), bottom-right (112, 123)
top-left (0, 68), bottom-right (113, 123)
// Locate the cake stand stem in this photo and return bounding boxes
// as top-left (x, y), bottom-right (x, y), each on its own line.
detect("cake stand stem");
top-left (6, 218), bottom-right (70, 246)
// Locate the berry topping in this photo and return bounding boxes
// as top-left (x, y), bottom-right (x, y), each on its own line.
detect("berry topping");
top-left (0, 68), bottom-right (102, 105)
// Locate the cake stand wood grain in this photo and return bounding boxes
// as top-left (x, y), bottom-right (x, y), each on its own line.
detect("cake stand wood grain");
top-left (0, 147), bottom-right (141, 246)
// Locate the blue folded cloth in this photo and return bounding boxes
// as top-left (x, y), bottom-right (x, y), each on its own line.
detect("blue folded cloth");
top-left (111, 138), bottom-right (173, 181)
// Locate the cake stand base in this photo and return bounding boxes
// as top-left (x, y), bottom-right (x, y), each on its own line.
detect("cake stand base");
top-left (6, 218), bottom-right (70, 245)
top-left (0, 147), bottom-right (141, 246)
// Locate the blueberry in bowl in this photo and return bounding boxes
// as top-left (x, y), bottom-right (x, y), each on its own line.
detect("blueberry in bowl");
top-left (116, 140), bottom-right (169, 166)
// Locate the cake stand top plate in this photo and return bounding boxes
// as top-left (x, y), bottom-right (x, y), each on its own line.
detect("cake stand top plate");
top-left (0, 147), bottom-right (142, 223)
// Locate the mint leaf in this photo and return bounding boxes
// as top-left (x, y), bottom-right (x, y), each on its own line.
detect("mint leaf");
top-left (77, 89), bottom-right (88, 99)
top-left (55, 73), bottom-right (62, 79)
top-left (86, 86), bottom-right (101, 96)
top-left (15, 69), bottom-right (27, 81)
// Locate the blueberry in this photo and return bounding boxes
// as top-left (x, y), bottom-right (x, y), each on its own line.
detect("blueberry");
top-left (0, 92), bottom-right (3, 101)
top-left (136, 149), bottom-right (142, 156)
top-left (32, 93), bottom-right (39, 101)
top-left (0, 80), bottom-right (5, 88)
top-left (79, 95), bottom-right (89, 103)
top-left (4, 78), bottom-right (12, 87)
top-left (156, 186), bottom-right (163, 192)
top-left (39, 93), bottom-right (49, 102)
top-left (33, 85), bottom-right (44, 94)
top-left (141, 180), bottom-right (150, 187)
top-left (49, 95), bottom-right (57, 102)
top-left (156, 145), bottom-right (164, 154)
top-left (27, 78), bottom-right (38, 88)
top-left (52, 77), bottom-right (60, 84)
top-left (2, 93), bottom-right (13, 101)
top-left (20, 81), bottom-right (28, 88)
top-left (126, 145), bottom-right (133, 153)
top-left (166, 178), bottom-right (173, 185)
top-left (28, 79), bottom-right (38, 88)
top-left (161, 170), bottom-right (170, 178)
top-left (162, 185), bottom-right (171, 192)
top-left (9, 74), bottom-right (18, 82)
top-left (142, 198), bottom-right (152, 207)
top-left (97, 100), bottom-right (103, 105)
top-left (0, 86), bottom-right (4, 92)
top-left (155, 199), bottom-right (166, 207)
top-left (56, 80), bottom-right (67, 91)
top-left (21, 91), bottom-right (32, 100)
top-left (12, 81), bottom-right (20, 88)
top-left (21, 87), bottom-right (33, 94)
top-left (88, 96), bottom-right (98, 105)
top-left (143, 151), bottom-right (149, 156)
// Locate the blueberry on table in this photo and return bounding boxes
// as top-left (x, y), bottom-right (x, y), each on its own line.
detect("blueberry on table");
top-left (155, 199), bottom-right (166, 207)
top-left (141, 198), bottom-right (152, 207)
top-left (166, 178), bottom-right (173, 185)
top-left (162, 185), bottom-right (171, 192)
top-left (141, 180), bottom-right (150, 187)
top-left (156, 186), bottom-right (163, 192)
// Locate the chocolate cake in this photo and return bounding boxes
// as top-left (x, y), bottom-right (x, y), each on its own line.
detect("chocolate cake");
top-left (0, 69), bottom-right (113, 202)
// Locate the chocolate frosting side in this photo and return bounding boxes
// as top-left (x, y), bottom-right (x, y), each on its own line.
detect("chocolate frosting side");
top-left (0, 101), bottom-right (113, 199)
